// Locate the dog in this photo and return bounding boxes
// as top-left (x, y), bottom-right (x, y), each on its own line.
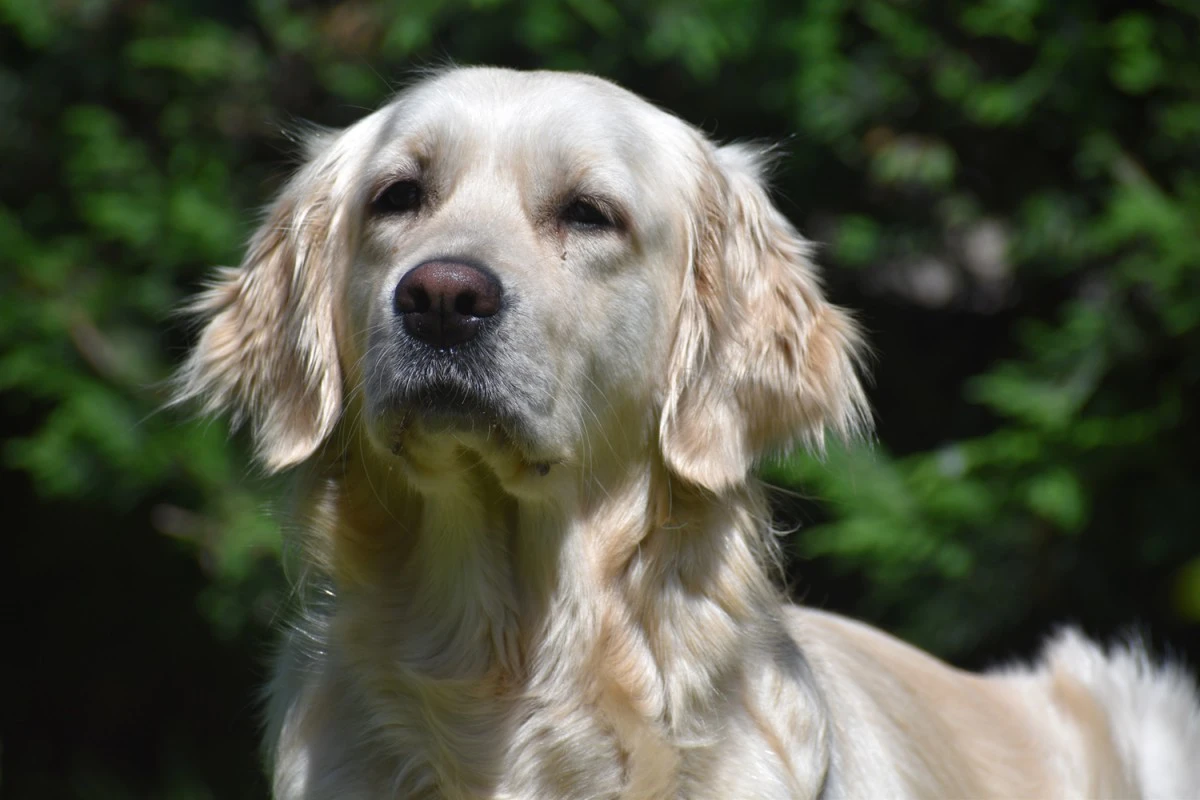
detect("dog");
top-left (177, 67), bottom-right (1200, 799)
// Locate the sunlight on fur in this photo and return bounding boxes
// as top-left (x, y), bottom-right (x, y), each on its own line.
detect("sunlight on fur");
top-left (176, 67), bottom-right (1200, 799)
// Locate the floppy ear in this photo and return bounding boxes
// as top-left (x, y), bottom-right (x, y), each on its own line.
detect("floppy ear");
top-left (174, 148), bottom-right (347, 473)
top-left (660, 143), bottom-right (870, 492)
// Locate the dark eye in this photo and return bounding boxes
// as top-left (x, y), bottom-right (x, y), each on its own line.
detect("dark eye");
top-left (373, 180), bottom-right (422, 214)
top-left (561, 197), bottom-right (616, 230)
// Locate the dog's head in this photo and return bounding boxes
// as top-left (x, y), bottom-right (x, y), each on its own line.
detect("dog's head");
top-left (177, 68), bottom-right (868, 493)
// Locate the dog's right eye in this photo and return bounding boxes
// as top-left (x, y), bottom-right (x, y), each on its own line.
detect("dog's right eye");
top-left (560, 196), bottom-right (623, 232)
top-left (372, 180), bottom-right (422, 214)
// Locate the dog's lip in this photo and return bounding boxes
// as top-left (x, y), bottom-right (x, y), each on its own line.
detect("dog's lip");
top-left (386, 399), bottom-right (561, 473)
top-left (384, 378), bottom-right (529, 445)
top-left (373, 372), bottom-right (562, 467)
top-left (401, 379), bottom-right (504, 419)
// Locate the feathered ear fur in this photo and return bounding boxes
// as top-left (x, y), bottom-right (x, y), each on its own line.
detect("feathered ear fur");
top-left (660, 143), bottom-right (871, 492)
top-left (174, 143), bottom-right (350, 473)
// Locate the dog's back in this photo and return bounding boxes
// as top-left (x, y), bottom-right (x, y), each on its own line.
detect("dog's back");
top-left (790, 608), bottom-right (1200, 798)
top-left (1043, 629), bottom-right (1200, 798)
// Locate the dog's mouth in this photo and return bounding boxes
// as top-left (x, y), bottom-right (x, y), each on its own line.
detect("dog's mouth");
top-left (396, 378), bottom-right (530, 443)
top-left (406, 378), bottom-right (500, 422)
top-left (362, 337), bottom-right (563, 476)
top-left (372, 370), bottom-right (538, 454)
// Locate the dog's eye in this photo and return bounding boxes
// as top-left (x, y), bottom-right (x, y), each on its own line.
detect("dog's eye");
top-left (561, 197), bottom-right (616, 230)
top-left (373, 180), bottom-right (422, 214)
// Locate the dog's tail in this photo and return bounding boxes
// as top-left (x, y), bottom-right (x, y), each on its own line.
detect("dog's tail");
top-left (1044, 630), bottom-right (1200, 799)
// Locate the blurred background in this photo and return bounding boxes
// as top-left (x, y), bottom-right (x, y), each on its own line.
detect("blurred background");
top-left (3, 0), bottom-right (1198, 796)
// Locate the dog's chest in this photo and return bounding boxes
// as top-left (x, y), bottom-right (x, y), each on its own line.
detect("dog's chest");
top-left (354, 668), bottom-right (630, 799)
top-left (331, 601), bottom-right (627, 798)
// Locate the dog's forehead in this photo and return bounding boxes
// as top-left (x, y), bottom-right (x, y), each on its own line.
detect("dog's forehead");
top-left (369, 68), bottom-right (696, 173)
top-left (412, 68), bottom-right (656, 131)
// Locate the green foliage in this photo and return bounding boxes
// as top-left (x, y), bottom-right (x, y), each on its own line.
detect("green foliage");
top-left (3, 0), bottom-right (1198, 797)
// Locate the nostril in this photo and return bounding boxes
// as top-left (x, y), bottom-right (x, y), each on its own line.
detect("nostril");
top-left (395, 285), bottom-right (431, 315)
top-left (470, 288), bottom-right (501, 318)
top-left (454, 291), bottom-right (477, 316)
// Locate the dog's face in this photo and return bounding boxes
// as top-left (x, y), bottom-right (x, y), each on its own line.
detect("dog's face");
top-left (345, 71), bottom-right (698, 476)
top-left (178, 68), bottom-right (868, 493)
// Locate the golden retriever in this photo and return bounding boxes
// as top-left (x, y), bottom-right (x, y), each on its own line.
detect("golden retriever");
top-left (177, 67), bottom-right (1200, 799)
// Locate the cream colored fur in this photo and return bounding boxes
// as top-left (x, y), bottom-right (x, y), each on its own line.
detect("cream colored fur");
top-left (177, 67), bottom-right (1200, 799)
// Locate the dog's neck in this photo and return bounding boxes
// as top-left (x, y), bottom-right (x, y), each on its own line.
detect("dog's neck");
top-left (294, 432), bottom-right (788, 792)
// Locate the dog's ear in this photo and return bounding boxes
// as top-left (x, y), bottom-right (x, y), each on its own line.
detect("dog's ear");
top-left (174, 144), bottom-right (348, 473)
top-left (660, 143), bottom-right (870, 492)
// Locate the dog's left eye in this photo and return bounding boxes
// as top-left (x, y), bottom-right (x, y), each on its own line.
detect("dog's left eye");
top-left (373, 180), bottom-right (422, 214)
top-left (561, 197), bottom-right (617, 230)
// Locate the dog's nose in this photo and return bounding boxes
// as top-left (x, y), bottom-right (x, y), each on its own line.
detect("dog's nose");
top-left (394, 261), bottom-right (503, 347)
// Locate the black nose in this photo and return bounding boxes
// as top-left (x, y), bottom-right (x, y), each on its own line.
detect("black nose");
top-left (394, 261), bottom-right (503, 347)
